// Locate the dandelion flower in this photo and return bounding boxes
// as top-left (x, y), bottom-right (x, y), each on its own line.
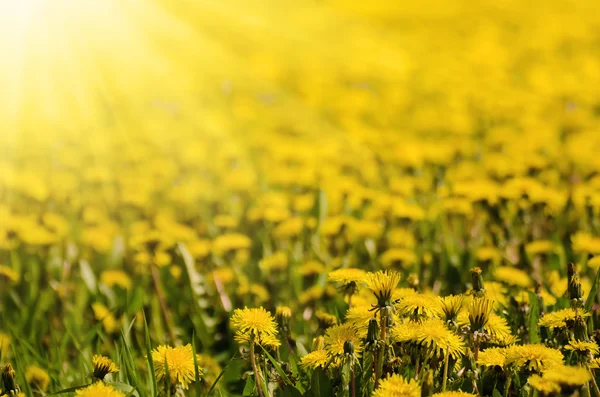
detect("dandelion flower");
top-left (300, 350), bottom-right (329, 369)
top-left (396, 293), bottom-right (439, 319)
top-left (328, 268), bottom-right (366, 285)
top-left (477, 347), bottom-right (507, 368)
top-left (329, 268), bottom-right (366, 297)
top-left (324, 323), bottom-right (363, 359)
top-left (468, 298), bottom-right (493, 332)
top-left (528, 375), bottom-right (561, 395)
top-left (151, 344), bottom-right (202, 390)
top-left (231, 307), bottom-right (278, 340)
top-left (565, 340), bottom-right (600, 356)
top-left (92, 355), bottom-right (119, 380)
top-left (373, 373), bottom-right (420, 397)
top-left (436, 295), bottom-right (464, 322)
top-left (365, 271), bottom-right (401, 307)
top-left (504, 344), bottom-right (563, 372)
top-left (543, 365), bottom-right (592, 387)
top-left (75, 382), bottom-right (125, 397)
top-left (494, 267), bottom-right (531, 288)
top-left (100, 270), bottom-right (132, 290)
top-left (538, 308), bottom-right (590, 328)
top-left (413, 318), bottom-right (465, 359)
top-left (25, 365), bottom-right (50, 392)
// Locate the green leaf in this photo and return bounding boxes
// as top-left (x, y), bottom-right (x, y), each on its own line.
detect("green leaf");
top-left (310, 367), bottom-right (332, 397)
top-left (528, 291), bottom-right (540, 344)
top-left (106, 382), bottom-right (140, 397)
top-left (493, 388), bottom-right (503, 397)
top-left (192, 332), bottom-right (201, 397)
top-left (242, 376), bottom-right (256, 397)
top-left (585, 266), bottom-right (600, 311)
top-left (143, 312), bottom-right (158, 397)
top-left (259, 344), bottom-right (303, 392)
top-left (279, 386), bottom-right (303, 397)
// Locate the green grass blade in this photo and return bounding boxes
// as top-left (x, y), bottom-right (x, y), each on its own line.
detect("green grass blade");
top-left (143, 312), bottom-right (158, 397)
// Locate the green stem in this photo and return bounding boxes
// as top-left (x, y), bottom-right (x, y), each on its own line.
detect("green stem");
top-left (442, 345), bottom-right (450, 392)
top-left (250, 340), bottom-right (265, 397)
top-left (589, 370), bottom-right (600, 397)
top-left (375, 307), bottom-right (388, 388)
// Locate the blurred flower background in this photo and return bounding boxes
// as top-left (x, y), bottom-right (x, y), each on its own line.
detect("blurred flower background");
top-left (1, 0), bottom-right (600, 396)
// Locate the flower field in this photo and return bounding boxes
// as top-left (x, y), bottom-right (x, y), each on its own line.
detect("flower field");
top-left (1, 0), bottom-right (600, 396)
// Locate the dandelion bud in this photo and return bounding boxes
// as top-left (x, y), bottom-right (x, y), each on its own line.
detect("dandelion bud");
top-left (366, 317), bottom-right (380, 347)
top-left (343, 340), bottom-right (354, 356)
top-left (92, 354), bottom-right (119, 381)
top-left (1, 364), bottom-right (19, 394)
top-left (312, 336), bottom-right (324, 351)
top-left (470, 267), bottom-right (485, 297)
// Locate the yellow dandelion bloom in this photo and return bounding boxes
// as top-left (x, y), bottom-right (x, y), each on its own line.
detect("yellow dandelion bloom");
top-left (468, 298), bottom-right (493, 332)
top-left (494, 267), bottom-right (531, 288)
top-left (364, 270), bottom-right (401, 307)
top-left (92, 303), bottom-right (119, 334)
top-left (92, 355), bottom-right (119, 380)
top-left (373, 373), bottom-right (421, 397)
top-left (300, 350), bottom-right (329, 369)
top-left (525, 240), bottom-right (556, 255)
top-left (436, 294), bottom-right (465, 322)
top-left (413, 318), bottom-right (465, 359)
top-left (25, 365), bottom-right (50, 392)
top-left (504, 344), bottom-right (563, 372)
top-left (100, 270), bottom-right (132, 290)
top-left (543, 365), bottom-right (592, 387)
top-left (151, 344), bottom-right (202, 390)
top-left (231, 307), bottom-right (278, 341)
top-left (565, 340), bottom-right (600, 355)
top-left (477, 347), bottom-right (507, 368)
top-left (345, 305), bottom-right (377, 335)
top-left (324, 323), bottom-right (363, 359)
top-left (538, 308), bottom-right (590, 329)
top-left (396, 293), bottom-right (439, 319)
top-left (528, 375), bottom-right (561, 395)
top-left (75, 382), bottom-right (125, 397)
top-left (299, 260), bottom-right (325, 276)
top-left (328, 268), bottom-right (367, 284)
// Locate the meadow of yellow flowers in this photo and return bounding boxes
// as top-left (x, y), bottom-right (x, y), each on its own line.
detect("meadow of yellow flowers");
top-left (1, 0), bottom-right (600, 396)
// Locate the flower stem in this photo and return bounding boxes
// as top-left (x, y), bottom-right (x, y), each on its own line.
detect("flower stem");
top-left (250, 340), bottom-right (265, 397)
top-left (350, 366), bottom-right (356, 397)
top-left (442, 345), bottom-right (450, 392)
top-left (375, 307), bottom-right (388, 388)
top-left (589, 370), bottom-right (600, 397)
